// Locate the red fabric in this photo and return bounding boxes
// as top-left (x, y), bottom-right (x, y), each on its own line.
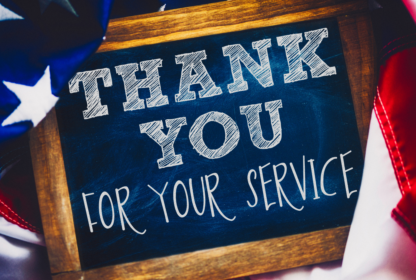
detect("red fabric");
top-left (393, 190), bottom-right (416, 242)
top-left (0, 183), bottom-right (40, 233)
top-left (0, 136), bottom-right (42, 234)
top-left (375, 47), bottom-right (416, 242)
top-left (402, 0), bottom-right (416, 24)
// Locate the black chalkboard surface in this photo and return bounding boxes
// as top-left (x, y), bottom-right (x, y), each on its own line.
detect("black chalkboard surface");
top-left (55, 18), bottom-right (363, 270)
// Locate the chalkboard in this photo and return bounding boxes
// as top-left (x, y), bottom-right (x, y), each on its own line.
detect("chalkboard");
top-left (55, 17), bottom-right (363, 270)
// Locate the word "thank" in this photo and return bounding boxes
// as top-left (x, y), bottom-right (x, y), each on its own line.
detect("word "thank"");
top-left (69, 28), bottom-right (336, 120)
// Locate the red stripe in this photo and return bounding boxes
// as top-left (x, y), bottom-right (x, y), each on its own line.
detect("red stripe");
top-left (374, 93), bottom-right (409, 194)
top-left (0, 198), bottom-right (40, 233)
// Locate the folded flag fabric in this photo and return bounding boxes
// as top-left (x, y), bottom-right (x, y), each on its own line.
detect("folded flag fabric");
top-left (0, 134), bottom-right (41, 233)
top-left (380, 47), bottom-right (416, 241)
top-left (372, 0), bottom-right (416, 243)
top-left (0, 0), bottom-right (114, 232)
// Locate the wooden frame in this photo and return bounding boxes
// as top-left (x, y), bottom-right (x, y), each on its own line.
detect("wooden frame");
top-left (29, 0), bottom-right (376, 279)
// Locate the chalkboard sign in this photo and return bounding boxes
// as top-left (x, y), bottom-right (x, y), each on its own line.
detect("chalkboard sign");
top-left (57, 17), bottom-right (361, 269)
top-left (30, 1), bottom-right (376, 279)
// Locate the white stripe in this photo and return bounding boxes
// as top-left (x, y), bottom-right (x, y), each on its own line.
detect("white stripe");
top-left (0, 217), bottom-right (44, 246)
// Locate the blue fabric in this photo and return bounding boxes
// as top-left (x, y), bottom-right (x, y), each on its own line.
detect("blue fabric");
top-left (372, 0), bottom-right (416, 62)
top-left (0, 0), bottom-right (114, 144)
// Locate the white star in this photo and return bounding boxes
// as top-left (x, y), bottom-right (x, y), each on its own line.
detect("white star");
top-left (2, 66), bottom-right (58, 127)
top-left (0, 3), bottom-right (23, 21)
top-left (158, 4), bottom-right (166, 12)
top-left (39, 0), bottom-right (78, 16)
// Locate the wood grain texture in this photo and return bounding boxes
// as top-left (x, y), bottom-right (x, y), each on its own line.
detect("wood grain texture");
top-left (98, 0), bottom-right (367, 53)
top-left (53, 226), bottom-right (350, 280)
top-left (29, 0), bottom-right (374, 279)
top-left (338, 13), bottom-right (377, 154)
top-left (29, 109), bottom-right (81, 274)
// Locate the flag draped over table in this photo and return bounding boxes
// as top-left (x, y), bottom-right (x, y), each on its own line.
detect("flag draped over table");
top-left (0, 0), bottom-right (114, 233)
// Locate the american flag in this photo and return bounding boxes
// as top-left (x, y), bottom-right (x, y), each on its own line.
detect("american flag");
top-left (0, 0), bottom-right (114, 143)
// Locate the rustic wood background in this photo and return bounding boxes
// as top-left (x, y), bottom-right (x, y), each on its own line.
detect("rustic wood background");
top-left (29, 0), bottom-right (376, 279)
